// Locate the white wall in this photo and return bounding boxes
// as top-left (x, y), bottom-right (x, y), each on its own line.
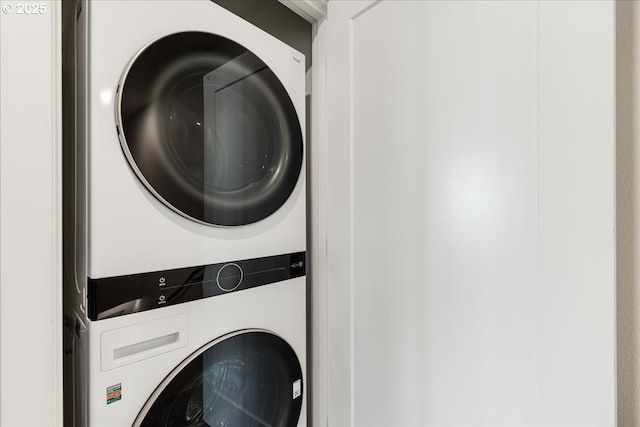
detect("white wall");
top-left (0, 1), bottom-right (63, 426)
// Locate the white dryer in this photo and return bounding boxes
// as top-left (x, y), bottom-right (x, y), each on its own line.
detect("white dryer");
top-left (62, 0), bottom-right (307, 425)
top-left (82, 0), bottom-right (306, 283)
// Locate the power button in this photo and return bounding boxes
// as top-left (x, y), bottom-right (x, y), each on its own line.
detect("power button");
top-left (216, 263), bottom-right (243, 292)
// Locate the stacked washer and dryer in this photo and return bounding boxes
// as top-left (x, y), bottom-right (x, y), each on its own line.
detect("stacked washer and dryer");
top-left (63, 1), bottom-right (307, 426)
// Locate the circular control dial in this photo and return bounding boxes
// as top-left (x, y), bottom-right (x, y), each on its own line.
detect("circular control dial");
top-left (216, 263), bottom-right (243, 292)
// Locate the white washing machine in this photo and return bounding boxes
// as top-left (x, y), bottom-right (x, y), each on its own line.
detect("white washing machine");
top-left (62, 0), bottom-right (307, 425)
top-left (73, 275), bottom-right (306, 426)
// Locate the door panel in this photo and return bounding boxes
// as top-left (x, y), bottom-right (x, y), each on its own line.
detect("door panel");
top-left (537, 3), bottom-right (616, 423)
top-left (326, 1), bottom-right (615, 425)
top-left (117, 32), bottom-right (303, 226)
top-left (352, 2), bottom-right (538, 425)
top-left (135, 330), bottom-right (303, 427)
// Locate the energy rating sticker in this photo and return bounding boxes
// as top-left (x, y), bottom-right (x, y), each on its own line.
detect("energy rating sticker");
top-left (106, 383), bottom-right (122, 405)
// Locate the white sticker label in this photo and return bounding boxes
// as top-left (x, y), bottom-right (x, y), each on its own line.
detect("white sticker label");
top-left (293, 379), bottom-right (302, 399)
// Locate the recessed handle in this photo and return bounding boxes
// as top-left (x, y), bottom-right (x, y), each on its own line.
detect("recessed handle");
top-left (101, 313), bottom-right (188, 371)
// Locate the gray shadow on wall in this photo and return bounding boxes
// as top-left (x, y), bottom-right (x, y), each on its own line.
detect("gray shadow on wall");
top-left (617, 1), bottom-right (637, 424)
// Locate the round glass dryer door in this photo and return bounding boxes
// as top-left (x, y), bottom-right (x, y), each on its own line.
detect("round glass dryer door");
top-left (134, 330), bottom-right (304, 427)
top-left (117, 32), bottom-right (303, 226)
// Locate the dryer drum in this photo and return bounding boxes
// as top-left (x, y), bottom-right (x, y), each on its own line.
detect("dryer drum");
top-left (134, 330), bottom-right (303, 427)
top-left (117, 31), bottom-right (303, 226)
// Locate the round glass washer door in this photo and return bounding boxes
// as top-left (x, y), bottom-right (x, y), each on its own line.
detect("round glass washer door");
top-left (116, 32), bottom-right (303, 226)
top-left (134, 330), bottom-right (304, 427)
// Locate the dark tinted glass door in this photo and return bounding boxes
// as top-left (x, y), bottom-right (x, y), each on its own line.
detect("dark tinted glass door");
top-left (135, 330), bottom-right (303, 427)
top-left (117, 32), bottom-right (303, 226)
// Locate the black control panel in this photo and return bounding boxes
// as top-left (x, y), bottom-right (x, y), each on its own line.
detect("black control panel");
top-left (88, 252), bottom-right (306, 321)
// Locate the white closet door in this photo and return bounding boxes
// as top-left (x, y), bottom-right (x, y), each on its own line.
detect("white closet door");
top-left (325, 1), bottom-right (615, 425)
top-left (0, 1), bottom-right (63, 426)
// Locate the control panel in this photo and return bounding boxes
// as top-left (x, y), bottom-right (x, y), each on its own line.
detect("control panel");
top-left (88, 252), bottom-right (305, 320)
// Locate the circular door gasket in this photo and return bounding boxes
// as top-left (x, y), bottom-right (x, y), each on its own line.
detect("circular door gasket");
top-left (133, 329), bottom-right (304, 427)
top-left (116, 32), bottom-right (303, 226)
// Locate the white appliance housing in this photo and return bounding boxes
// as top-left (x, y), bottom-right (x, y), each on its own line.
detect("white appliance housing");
top-left (63, 0), bottom-right (307, 425)
top-left (81, 278), bottom-right (306, 426)
top-left (86, 0), bottom-right (306, 282)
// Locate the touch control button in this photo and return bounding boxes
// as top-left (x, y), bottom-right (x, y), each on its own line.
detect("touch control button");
top-left (216, 263), bottom-right (243, 292)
